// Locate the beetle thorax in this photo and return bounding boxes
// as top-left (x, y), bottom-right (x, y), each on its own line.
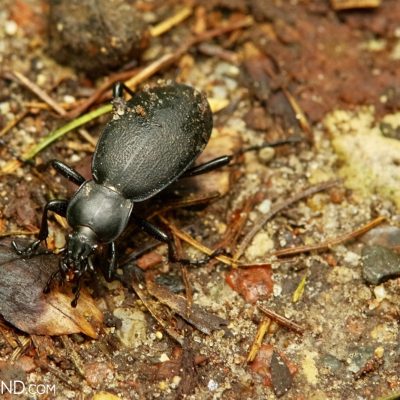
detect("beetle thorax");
top-left (66, 180), bottom-right (133, 243)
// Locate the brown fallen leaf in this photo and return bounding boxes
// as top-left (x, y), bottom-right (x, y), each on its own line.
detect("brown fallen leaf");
top-left (0, 242), bottom-right (103, 338)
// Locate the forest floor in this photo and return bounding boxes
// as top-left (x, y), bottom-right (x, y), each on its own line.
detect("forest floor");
top-left (0, 1), bottom-right (399, 399)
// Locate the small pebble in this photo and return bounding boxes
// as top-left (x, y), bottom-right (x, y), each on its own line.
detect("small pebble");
top-left (373, 285), bottom-right (387, 300)
top-left (374, 347), bottom-right (384, 358)
top-left (113, 308), bottom-right (147, 347)
top-left (258, 199), bottom-right (272, 214)
top-left (258, 147), bottom-right (275, 163)
top-left (207, 379), bottom-right (218, 391)
top-left (171, 376), bottom-right (181, 387)
top-left (64, 95), bottom-right (76, 104)
top-left (36, 74), bottom-right (47, 86)
top-left (245, 231), bottom-right (274, 260)
top-left (159, 353), bottom-right (170, 362)
top-left (5, 20), bottom-right (18, 36)
top-left (155, 331), bottom-right (163, 340)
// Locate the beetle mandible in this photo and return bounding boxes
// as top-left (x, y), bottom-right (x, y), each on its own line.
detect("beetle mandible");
top-left (13, 82), bottom-right (233, 306)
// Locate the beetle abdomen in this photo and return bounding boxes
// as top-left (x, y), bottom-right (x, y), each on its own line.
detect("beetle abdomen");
top-left (92, 84), bottom-right (213, 201)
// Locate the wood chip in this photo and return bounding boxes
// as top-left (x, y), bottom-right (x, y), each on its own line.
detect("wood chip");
top-left (330, 0), bottom-right (381, 10)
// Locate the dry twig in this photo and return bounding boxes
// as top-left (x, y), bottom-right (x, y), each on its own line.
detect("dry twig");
top-left (131, 278), bottom-right (184, 345)
top-left (60, 335), bottom-right (85, 378)
top-left (13, 71), bottom-right (66, 117)
top-left (65, 67), bottom-right (140, 119)
top-left (258, 305), bottom-right (304, 335)
top-left (234, 180), bottom-right (339, 261)
top-left (271, 216), bottom-right (386, 257)
top-left (0, 110), bottom-right (28, 138)
top-left (158, 215), bottom-right (239, 267)
top-left (149, 6), bottom-right (193, 37)
top-left (247, 318), bottom-right (271, 363)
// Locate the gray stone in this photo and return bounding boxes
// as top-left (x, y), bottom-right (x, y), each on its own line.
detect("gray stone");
top-left (362, 245), bottom-right (400, 285)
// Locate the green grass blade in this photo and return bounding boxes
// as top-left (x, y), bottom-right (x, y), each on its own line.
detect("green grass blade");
top-left (22, 104), bottom-right (113, 161)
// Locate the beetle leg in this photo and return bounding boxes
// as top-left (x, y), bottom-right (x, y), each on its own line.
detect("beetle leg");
top-left (106, 242), bottom-right (117, 282)
top-left (43, 255), bottom-right (68, 294)
top-left (70, 257), bottom-right (89, 307)
top-left (71, 278), bottom-right (82, 307)
top-left (43, 270), bottom-right (60, 294)
top-left (113, 81), bottom-right (135, 99)
top-left (181, 137), bottom-right (302, 179)
top-left (12, 199), bottom-right (69, 257)
top-left (51, 160), bottom-right (85, 186)
top-left (107, 242), bottom-right (117, 282)
top-left (182, 155), bottom-right (232, 177)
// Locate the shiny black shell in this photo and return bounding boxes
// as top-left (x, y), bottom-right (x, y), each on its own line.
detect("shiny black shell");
top-left (92, 84), bottom-right (213, 201)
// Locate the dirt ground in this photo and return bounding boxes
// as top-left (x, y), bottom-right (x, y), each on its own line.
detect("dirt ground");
top-left (0, 1), bottom-right (399, 399)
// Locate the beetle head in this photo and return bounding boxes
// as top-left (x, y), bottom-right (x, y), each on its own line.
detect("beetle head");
top-left (65, 226), bottom-right (98, 273)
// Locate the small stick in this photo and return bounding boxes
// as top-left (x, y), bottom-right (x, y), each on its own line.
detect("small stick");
top-left (124, 53), bottom-right (181, 93)
top-left (247, 318), bottom-right (271, 363)
top-left (271, 216), bottom-right (386, 257)
top-left (171, 232), bottom-right (194, 310)
top-left (181, 264), bottom-right (193, 312)
top-left (234, 180), bottom-right (339, 261)
top-left (149, 6), bottom-right (193, 37)
top-left (283, 89), bottom-right (312, 141)
top-left (211, 194), bottom-right (260, 253)
top-left (24, 101), bottom-right (82, 111)
top-left (158, 215), bottom-right (239, 267)
top-left (198, 43), bottom-right (239, 64)
top-left (36, 359), bottom-right (82, 390)
top-left (292, 275), bottom-right (307, 303)
top-left (192, 17), bottom-right (253, 44)
top-left (13, 71), bottom-right (67, 117)
top-left (60, 335), bottom-right (85, 378)
top-left (132, 279), bottom-right (184, 345)
top-left (10, 337), bottom-right (31, 361)
top-left (375, 392), bottom-right (400, 400)
top-left (77, 128), bottom-right (97, 147)
top-left (258, 305), bottom-right (304, 335)
top-left (0, 321), bottom-right (18, 349)
top-left (65, 67), bottom-right (140, 119)
top-left (0, 110), bottom-right (28, 138)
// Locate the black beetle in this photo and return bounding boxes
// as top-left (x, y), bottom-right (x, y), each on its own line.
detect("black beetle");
top-left (13, 82), bottom-right (232, 306)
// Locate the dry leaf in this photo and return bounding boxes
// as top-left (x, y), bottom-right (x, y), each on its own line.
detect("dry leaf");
top-left (0, 242), bottom-right (103, 338)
